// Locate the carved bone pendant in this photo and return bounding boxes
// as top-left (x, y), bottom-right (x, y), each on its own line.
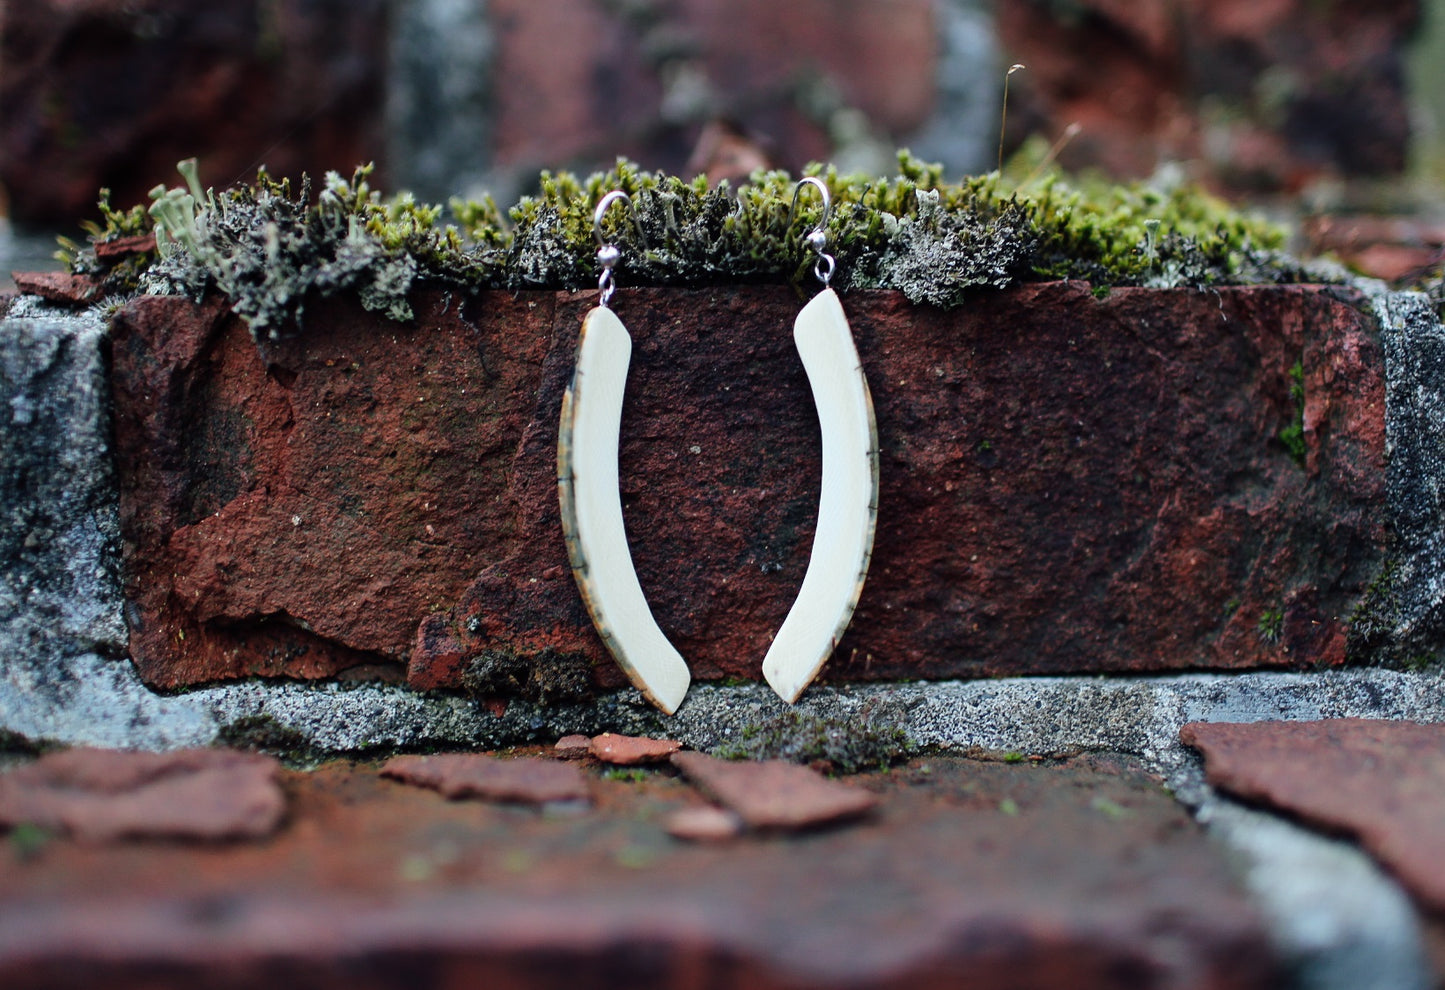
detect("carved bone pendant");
top-left (762, 288), bottom-right (880, 703)
top-left (558, 305), bottom-right (691, 714)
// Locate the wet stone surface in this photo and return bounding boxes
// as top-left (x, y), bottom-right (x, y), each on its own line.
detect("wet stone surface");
top-left (0, 753), bottom-right (1282, 989)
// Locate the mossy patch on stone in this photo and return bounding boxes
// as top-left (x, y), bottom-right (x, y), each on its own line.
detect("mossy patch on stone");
top-left (0, 729), bottom-right (47, 757)
top-left (713, 699), bottom-right (914, 774)
top-left (1347, 558), bottom-right (1410, 667)
top-left (64, 151), bottom-right (1299, 339)
top-left (461, 648), bottom-right (596, 706)
top-left (216, 714), bottom-right (315, 761)
top-left (1278, 358), bottom-right (1307, 466)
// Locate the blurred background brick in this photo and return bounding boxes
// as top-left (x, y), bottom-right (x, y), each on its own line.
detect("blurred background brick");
top-left (0, 0), bottom-right (389, 226)
top-left (0, 0), bottom-right (1433, 233)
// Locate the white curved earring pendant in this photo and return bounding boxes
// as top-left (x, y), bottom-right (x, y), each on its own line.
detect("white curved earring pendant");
top-left (557, 193), bottom-right (690, 715)
top-left (762, 180), bottom-right (880, 704)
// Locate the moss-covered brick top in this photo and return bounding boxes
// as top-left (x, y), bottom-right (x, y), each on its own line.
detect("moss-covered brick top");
top-left (64, 152), bottom-right (1302, 339)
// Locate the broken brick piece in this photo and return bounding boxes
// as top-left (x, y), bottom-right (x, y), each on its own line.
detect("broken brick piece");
top-left (11, 271), bottom-right (102, 305)
top-left (553, 735), bottom-right (592, 760)
top-left (1182, 718), bottom-right (1445, 912)
top-left (93, 233), bottom-right (158, 261)
top-left (670, 751), bottom-right (877, 830)
top-left (0, 747), bottom-right (285, 842)
top-left (589, 733), bottom-right (682, 765)
top-left (381, 754), bottom-right (589, 805)
top-left (663, 805), bottom-right (744, 842)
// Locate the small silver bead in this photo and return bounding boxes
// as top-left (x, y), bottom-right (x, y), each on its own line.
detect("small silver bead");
top-left (806, 229), bottom-right (828, 253)
top-left (597, 244), bottom-right (621, 268)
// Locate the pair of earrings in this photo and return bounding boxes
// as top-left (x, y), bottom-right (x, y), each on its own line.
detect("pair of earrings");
top-left (557, 179), bottom-right (879, 715)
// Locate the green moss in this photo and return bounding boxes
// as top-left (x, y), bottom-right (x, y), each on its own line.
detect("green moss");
top-left (1347, 558), bottom-right (1423, 667)
top-left (217, 714), bottom-right (313, 759)
top-left (130, 162), bottom-right (501, 339)
top-left (1257, 607), bottom-right (1285, 645)
top-left (602, 767), bottom-right (651, 783)
top-left (461, 648), bottom-right (596, 706)
top-left (714, 699), bottom-right (914, 773)
top-left (1090, 795), bottom-right (1130, 821)
top-left (55, 187), bottom-right (159, 297)
top-left (8, 823), bottom-right (52, 862)
top-left (63, 151), bottom-right (1295, 336)
top-left (1398, 653), bottom-right (1441, 673)
top-left (1278, 359), bottom-right (1307, 465)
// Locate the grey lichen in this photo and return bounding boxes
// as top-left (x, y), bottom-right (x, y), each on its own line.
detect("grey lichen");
top-left (843, 187), bottom-right (1036, 306)
top-left (138, 162), bottom-right (500, 339)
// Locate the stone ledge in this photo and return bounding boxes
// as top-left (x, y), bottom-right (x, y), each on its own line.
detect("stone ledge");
top-left (0, 756), bottom-right (1283, 990)
top-left (8, 642), bottom-right (1444, 786)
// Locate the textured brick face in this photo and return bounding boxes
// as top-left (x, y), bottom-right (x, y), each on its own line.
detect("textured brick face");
top-left (108, 284), bottom-right (1385, 692)
top-left (0, 755), bottom-right (1285, 989)
top-left (1183, 718), bottom-right (1445, 914)
top-left (110, 289), bottom-right (557, 687)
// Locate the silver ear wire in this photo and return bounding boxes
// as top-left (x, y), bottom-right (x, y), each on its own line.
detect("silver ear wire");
top-left (593, 191), bottom-right (648, 308)
top-left (788, 177), bottom-right (836, 286)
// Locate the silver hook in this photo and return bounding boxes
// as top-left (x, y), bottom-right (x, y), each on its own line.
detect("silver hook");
top-left (593, 190), bottom-right (648, 307)
top-left (788, 177), bottom-right (836, 286)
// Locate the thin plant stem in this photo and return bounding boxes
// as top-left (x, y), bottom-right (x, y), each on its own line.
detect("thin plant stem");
top-left (998, 64), bottom-right (1026, 174)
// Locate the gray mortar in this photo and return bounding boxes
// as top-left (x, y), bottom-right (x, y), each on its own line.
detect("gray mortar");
top-left (1355, 289), bottom-right (1445, 664)
top-left (4, 290), bottom-right (1445, 990)
top-left (1201, 799), bottom-right (1433, 990)
top-left (0, 304), bottom-right (125, 670)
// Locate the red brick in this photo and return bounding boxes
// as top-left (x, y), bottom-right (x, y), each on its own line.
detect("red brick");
top-left (0, 748), bottom-right (284, 842)
top-left (108, 284), bottom-right (1386, 691)
top-left (0, 0), bottom-right (388, 225)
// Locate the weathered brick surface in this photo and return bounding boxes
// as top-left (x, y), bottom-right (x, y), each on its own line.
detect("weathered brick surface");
top-left (0, 747), bottom-right (284, 842)
top-left (0, 0), bottom-right (1419, 229)
top-left (0, 755), bottom-right (1284, 989)
top-left (110, 289), bottom-right (556, 686)
top-left (485, 0), bottom-right (936, 175)
top-left (108, 284), bottom-right (1386, 693)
